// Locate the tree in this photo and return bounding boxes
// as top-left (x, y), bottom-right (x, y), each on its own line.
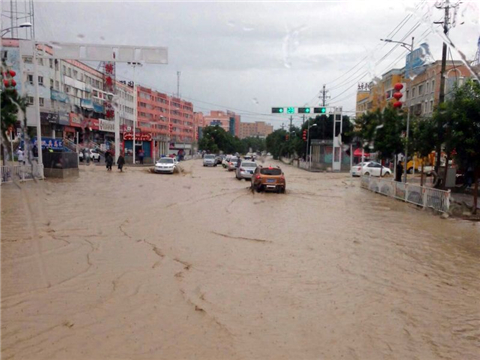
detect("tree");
top-left (446, 80), bottom-right (480, 213)
top-left (266, 129), bottom-right (288, 160)
top-left (373, 106), bottom-right (404, 162)
top-left (198, 126), bottom-right (244, 154)
top-left (411, 117), bottom-right (437, 186)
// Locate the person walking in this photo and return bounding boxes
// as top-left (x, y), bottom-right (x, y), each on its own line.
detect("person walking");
top-left (396, 161), bottom-right (403, 182)
top-left (105, 152), bottom-right (113, 171)
top-left (117, 153), bottom-right (126, 172)
top-left (17, 148), bottom-right (25, 165)
top-left (139, 148), bottom-right (144, 165)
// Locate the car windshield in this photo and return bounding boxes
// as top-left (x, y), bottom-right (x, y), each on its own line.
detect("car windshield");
top-left (205, 155), bottom-right (215, 159)
top-left (242, 162), bottom-right (256, 168)
top-left (158, 159), bottom-right (174, 164)
top-left (260, 168), bottom-right (282, 176)
top-left (230, 157), bottom-right (238, 162)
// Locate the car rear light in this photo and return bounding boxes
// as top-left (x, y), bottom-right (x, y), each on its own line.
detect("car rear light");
top-left (240, 168), bottom-right (245, 171)
top-left (357, 167), bottom-right (361, 171)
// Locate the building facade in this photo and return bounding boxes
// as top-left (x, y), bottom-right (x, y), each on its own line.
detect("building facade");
top-left (238, 121), bottom-right (274, 139)
top-left (203, 110), bottom-right (241, 137)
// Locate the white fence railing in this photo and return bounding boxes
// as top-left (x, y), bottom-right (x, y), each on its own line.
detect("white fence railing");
top-left (361, 176), bottom-right (450, 213)
top-left (1, 163), bottom-right (43, 184)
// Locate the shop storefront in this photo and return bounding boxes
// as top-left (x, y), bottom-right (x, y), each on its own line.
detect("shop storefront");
top-left (123, 132), bottom-right (153, 163)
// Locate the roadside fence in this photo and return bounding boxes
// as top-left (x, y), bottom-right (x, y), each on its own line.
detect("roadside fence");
top-left (1, 163), bottom-right (43, 184)
top-left (361, 176), bottom-right (450, 213)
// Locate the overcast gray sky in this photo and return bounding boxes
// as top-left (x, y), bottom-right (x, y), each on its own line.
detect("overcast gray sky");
top-left (33, 0), bottom-right (479, 128)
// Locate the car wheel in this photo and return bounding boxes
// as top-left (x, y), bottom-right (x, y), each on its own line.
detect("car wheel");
top-left (364, 172), bottom-right (370, 176)
top-left (382, 172), bottom-right (392, 177)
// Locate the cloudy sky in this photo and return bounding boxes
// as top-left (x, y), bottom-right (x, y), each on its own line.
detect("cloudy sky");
top-left (31, 0), bottom-right (480, 128)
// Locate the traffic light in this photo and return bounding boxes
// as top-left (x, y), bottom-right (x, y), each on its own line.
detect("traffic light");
top-left (285, 134), bottom-right (289, 141)
top-left (298, 107), bottom-right (311, 114)
top-left (302, 129), bottom-right (307, 141)
top-left (272, 107), bottom-right (284, 114)
top-left (314, 107), bottom-right (327, 114)
top-left (287, 107), bottom-right (295, 114)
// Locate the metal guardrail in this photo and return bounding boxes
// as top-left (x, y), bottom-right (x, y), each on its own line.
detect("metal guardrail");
top-left (1, 163), bottom-right (43, 184)
top-left (361, 176), bottom-right (450, 213)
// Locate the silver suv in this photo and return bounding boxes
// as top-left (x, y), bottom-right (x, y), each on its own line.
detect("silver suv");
top-left (203, 154), bottom-right (216, 167)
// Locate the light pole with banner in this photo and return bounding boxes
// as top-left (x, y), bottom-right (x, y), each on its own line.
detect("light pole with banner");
top-left (381, 36), bottom-right (415, 183)
top-left (307, 123), bottom-right (317, 169)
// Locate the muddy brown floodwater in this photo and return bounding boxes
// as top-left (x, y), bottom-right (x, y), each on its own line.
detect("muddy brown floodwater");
top-left (2, 159), bottom-right (480, 360)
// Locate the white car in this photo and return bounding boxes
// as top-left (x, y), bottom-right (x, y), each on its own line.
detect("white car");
top-left (222, 155), bottom-right (232, 168)
top-left (350, 162), bottom-right (370, 177)
top-left (203, 154), bottom-right (216, 167)
top-left (235, 161), bottom-right (257, 180)
top-left (227, 157), bottom-right (239, 171)
top-left (79, 149), bottom-right (101, 162)
top-left (355, 161), bottom-right (392, 177)
top-left (154, 157), bottom-right (178, 174)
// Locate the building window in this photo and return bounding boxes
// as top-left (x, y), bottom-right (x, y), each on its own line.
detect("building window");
top-left (28, 96), bottom-right (34, 105)
top-left (27, 74), bottom-right (34, 84)
top-left (73, 70), bottom-right (78, 79)
top-left (419, 85), bottom-right (423, 95)
top-left (23, 56), bottom-right (33, 63)
top-left (50, 79), bottom-right (54, 88)
top-left (406, 90), bottom-right (409, 99)
top-left (55, 81), bottom-right (59, 90)
top-left (65, 85), bottom-right (70, 93)
top-left (412, 87), bottom-right (416, 98)
top-left (67, 68), bottom-right (71, 77)
top-left (55, 60), bottom-right (59, 70)
top-left (49, 59), bottom-right (53, 68)
top-left (39, 98), bottom-right (44, 107)
top-left (431, 80), bottom-right (435, 93)
top-left (37, 58), bottom-right (43, 66)
top-left (426, 82), bottom-right (430, 93)
top-left (38, 76), bottom-right (44, 85)
top-left (430, 100), bottom-right (434, 112)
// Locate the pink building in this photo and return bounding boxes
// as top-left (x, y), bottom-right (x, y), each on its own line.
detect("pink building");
top-left (203, 110), bottom-right (241, 137)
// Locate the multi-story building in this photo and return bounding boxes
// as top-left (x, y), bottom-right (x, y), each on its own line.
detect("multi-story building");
top-left (356, 61), bottom-right (473, 118)
top-left (238, 121), bottom-right (274, 139)
top-left (203, 110), bottom-right (241, 137)
top-left (404, 60), bottom-right (472, 117)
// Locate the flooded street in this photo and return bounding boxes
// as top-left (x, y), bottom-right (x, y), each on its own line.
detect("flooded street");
top-left (2, 159), bottom-right (480, 360)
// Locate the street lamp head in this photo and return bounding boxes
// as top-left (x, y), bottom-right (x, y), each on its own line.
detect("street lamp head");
top-left (19, 22), bottom-right (33, 28)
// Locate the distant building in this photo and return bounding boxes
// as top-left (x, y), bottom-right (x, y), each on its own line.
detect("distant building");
top-left (239, 121), bottom-right (273, 139)
top-left (203, 110), bottom-right (241, 136)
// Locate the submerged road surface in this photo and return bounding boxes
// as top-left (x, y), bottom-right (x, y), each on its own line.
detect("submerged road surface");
top-left (2, 159), bottom-right (479, 360)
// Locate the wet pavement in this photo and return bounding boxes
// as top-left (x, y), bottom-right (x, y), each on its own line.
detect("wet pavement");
top-left (2, 159), bottom-right (480, 360)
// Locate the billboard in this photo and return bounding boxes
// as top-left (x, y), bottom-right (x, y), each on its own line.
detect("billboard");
top-left (405, 43), bottom-right (431, 79)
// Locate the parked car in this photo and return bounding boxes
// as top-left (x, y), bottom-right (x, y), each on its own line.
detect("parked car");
top-left (359, 161), bottom-right (392, 177)
top-left (154, 157), bottom-right (178, 174)
top-left (79, 148), bottom-right (101, 162)
top-left (251, 165), bottom-right (286, 193)
top-left (227, 157), bottom-right (239, 171)
top-left (203, 154), bottom-right (217, 167)
top-left (350, 162), bottom-right (371, 177)
top-left (235, 161), bottom-right (257, 180)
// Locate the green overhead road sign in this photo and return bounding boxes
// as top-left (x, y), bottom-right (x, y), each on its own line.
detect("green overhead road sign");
top-left (287, 107), bottom-right (295, 114)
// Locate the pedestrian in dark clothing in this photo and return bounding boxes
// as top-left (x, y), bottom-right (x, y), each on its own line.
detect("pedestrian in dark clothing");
top-left (396, 162), bottom-right (403, 182)
top-left (105, 152), bottom-right (113, 171)
top-left (117, 153), bottom-right (125, 172)
top-left (237, 157), bottom-right (241, 168)
top-left (32, 145), bottom-right (38, 158)
top-left (139, 149), bottom-right (144, 164)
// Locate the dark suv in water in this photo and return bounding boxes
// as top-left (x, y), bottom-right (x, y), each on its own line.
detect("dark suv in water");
top-left (251, 166), bottom-right (286, 193)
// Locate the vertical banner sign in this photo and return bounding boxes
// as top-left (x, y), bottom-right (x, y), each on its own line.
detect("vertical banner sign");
top-left (332, 107), bottom-right (343, 171)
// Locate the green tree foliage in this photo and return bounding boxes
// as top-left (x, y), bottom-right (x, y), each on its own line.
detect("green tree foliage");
top-left (445, 80), bottom-right (480, 212)
top-left (266, 129), bottom-right (288, 160)
top-left (198, 125), bottom-right (266, 154)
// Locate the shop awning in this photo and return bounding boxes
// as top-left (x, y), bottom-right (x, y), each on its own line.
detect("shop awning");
top-left (353, 148), bottom-right (370, 157)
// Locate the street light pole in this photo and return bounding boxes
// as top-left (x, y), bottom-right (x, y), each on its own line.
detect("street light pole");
top-left (32, 41), bottom-right (44, 179)
top-left (381, 36), bottom-right (414, 183)
top-left (307, 123), bottom-right (317, 169)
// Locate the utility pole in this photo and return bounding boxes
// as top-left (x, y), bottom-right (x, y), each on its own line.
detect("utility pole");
top-left (289, 116), bottom-right (293, 134)
top-left (321, 84), bottom-right (327, 106)
top-left (434, 0), bottom-right (451, 174)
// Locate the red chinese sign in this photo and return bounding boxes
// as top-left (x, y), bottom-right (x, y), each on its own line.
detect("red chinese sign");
top-left (123, 132), bottom-right (152, 141)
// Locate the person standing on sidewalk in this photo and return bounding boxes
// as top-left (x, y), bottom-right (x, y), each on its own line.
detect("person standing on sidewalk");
top-left (396, 162), bottom-right (403, 182)
top-left (139, 148), bottom-right (144, 165)
top-left (105, 152), bottom-right (113, 171)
